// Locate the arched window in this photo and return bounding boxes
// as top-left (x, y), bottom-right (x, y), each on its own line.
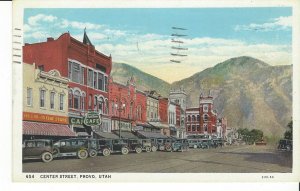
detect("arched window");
top-left (81, 92), bottom-right (86, 111)
top-left (187, 115), bottom-right (191, 122)
top-left (88, 94), bottom-right (92, 110)
top-left (192, 115), bottom-right (196, 122)
top-left (73, 90), bottom-right (81, 109)
top-left (98, 97), bottom-right (104, 114)
top-left (197, 115), bottom-right (200, 121)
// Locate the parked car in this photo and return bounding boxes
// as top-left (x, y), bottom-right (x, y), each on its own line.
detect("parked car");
top-left (140, 138), bottom-right (157, 152)
top-left (172, 139), bottom-right (189, 152)
top-left (188, 139), bottom-right (201, 148)
top-left (23, 139), bottom-right (54, 163)
top-left (96, 139), bottom-right (130, 156)
top-left (211, 138), bottom-right (224, 148)
top-left (278, 139), bottom-right (292, 151)
top-left (124, 139), bottom-right (143, 153)
top-left (53, 138), bottom-right (94, 159)
top-left (199, 139), bottom-right (212, 149)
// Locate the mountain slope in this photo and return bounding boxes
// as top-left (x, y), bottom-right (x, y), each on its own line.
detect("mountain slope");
top-left (111, 62), bottom-right (171, 97)
top-left (172, 56), bottom-right (292, 137)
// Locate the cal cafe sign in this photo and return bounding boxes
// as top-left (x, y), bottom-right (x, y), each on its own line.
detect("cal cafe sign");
top-left (83, 112), bottom-right (101, 126)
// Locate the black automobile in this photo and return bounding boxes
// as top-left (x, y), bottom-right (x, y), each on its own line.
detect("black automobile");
top-left (141, 138), bottom-right (157, 152)
top-left (124, 139), bottom-right (143, 154)
top-left (96, 139), bottom-right (130, 156)
top-left (211, 138), bottom-right (224, 148)
top-left (188, 139), bottom-right (201, 149)
top-left (22, 139), bottom-right (54, 163)
top-left (53, 138), bottom-right (94, 159)
top-left (156, 138), bottom-right (175, 152)
top-left (278, 139), bottom-right (292, 151)
top-left (172, 139), bottom-right (189, 152)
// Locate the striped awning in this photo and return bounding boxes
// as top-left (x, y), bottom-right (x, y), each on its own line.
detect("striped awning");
top-left (137, 131), bottom-right (168, 139)
top-left (23, 121), bottom-right (76, 137)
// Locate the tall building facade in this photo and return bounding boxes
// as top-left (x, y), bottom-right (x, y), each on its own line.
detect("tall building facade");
top-left (23, 63), bottom-right (74, 140)
top-left (199, 93), bottom-right (217, 135)
top-left (23, 32), bottom-right (112, 136)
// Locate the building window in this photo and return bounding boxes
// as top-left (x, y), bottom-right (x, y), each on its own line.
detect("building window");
top-left (88, 69), bottom-right (93, 87)
top-left (192, 115), bottom-right (196, 122)
top-left (203, 104), bottom-right (209, 112)
top-left (26, 88), bottom-right (32, 106)
top-left (69, 61), bottom-right (81, 84)
top-left (204, 124), bottom-right (208, 132)
top-left (197, 115), bottom-right (200, 121)
top-left (81, 94), bottom-right (86, 111)
top-left (187, 124), bottom-right (191, 132)
top-left (196, 125), bottom-right (200, 131)
top-left (94, 96), bottom-right (98, 111)
top-left (81, 66), bottom-right (84, 85)
top-left (192, 125), bottom-right (196, 131)
top-left (203, 114), bottom-right (209, 122)
top-left (98, 97), bottom-right (104, 114)
top-left (59, 94), bottom-right (64, 111)
top-left (40, 89), bottom-right (45, 108)
top-left (50, 92), bottom-right (55, 109)
top-left (73, 90), bottom-right (81, 109)
top-left (97, 73), bottom-right (104, 91)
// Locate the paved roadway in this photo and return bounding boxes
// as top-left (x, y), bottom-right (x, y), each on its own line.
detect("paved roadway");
top-left (23, 145), bottom-right (292, 173)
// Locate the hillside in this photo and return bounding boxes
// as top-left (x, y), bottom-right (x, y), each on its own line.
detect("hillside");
top-left (172, 56), bottom-right (292, 137)
top-left (111, 62), bottom-right (171, 97)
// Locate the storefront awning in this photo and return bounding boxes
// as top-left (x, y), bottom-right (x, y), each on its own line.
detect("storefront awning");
top-left (137, 131), bottom-right (168, 139)
top-left (77, 132), bottom-right (90, 137)
top-left (94, 132), bottom-right (119, 139)
top-left (113, 131), bottom-right (138, 139)
top-left (148, 122), bottom-right (169, 129)
top-left (23, 121), bottom-right (76, 137)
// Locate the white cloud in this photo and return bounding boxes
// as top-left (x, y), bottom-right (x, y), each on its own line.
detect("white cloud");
top-left (28, 14), bottom-right (57, 26)
top-left (234, 16), bottom-right (292, 31)
top-left (60, 19), bottom-right (103, 30)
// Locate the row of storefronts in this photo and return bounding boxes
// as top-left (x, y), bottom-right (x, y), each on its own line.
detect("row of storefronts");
top-left (22, 31), bottom-right (188, 141)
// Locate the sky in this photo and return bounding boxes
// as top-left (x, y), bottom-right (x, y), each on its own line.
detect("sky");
top-left (24, 8), bottom-right (292, 83)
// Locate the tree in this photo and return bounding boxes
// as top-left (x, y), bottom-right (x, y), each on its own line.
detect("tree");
top-left (237, 128), bottom-right (264, 144)
top-left (284, 120), bottom-right (293, 140)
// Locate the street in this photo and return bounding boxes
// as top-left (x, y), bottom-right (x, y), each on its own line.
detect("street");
top-left (23, 145), bottom-right (292, 173)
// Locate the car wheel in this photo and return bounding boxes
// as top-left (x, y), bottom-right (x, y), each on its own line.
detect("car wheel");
top-left (166, 145), bottom-right (172, 152)
top-left (135, 147), bottom-right (142, 154)
top-left (151, 146), bottom-right (157, 152)
top-left (89, 149), bottom-right (97, 158)
top-left (41, 152), bottom-right (53, 163)
top-left (193, 145), bottom-right (197, 149)
top-left (102, 148), bottom-right (111, 157)
top-left (77, 149), bottom-right (88, 159)
top-left (121, 147), bottom-right (129, 155)
top-left (145, 146), bottom-right (151, 152)
top-left (159, 146), bottom-right (165, 151)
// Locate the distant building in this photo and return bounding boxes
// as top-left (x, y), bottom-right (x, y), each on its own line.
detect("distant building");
top-left (199, 93), bottom-right (217, 135)
top-left (169, 87), bottom-right (187, 138)
top-left (159, 98), bottom-right (170, 136)
top-left (185, 107), bottom-right (200, 134)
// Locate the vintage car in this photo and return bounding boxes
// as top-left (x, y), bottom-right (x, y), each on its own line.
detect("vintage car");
top-left (96, 139), bottom-right (130, 156)
top-left (188, 139), bottom-right (201, 148)
top-left (53, 138), bottom-right (95, 159)
top-left (156, 138), bottom-right (177, 152)
top-left (278, 139), bottom-right (292, 151)
top-left (211, 138), bottom-right (224, 148)
top-left (23, 139), bottom-right (54, 163)
top-left (172, 139), bottom-right (189, 152)
top-left (141, 138), bottom-right (157, 152)
top-left (199, 139), bottom-right (213, 149)
top-left (124, 139), bottom-right (143, 153)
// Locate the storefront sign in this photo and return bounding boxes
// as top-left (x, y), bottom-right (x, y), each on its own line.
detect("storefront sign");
top-left (23, 112), bottom-right (68, 124)
top-left (83, 112), bottom-right (101, 126)
top-left (69, 117), bottom-right (83, 125)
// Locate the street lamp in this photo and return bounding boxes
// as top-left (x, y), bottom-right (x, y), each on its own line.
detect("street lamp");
top-left (115, 90), bottom-right (126, 139)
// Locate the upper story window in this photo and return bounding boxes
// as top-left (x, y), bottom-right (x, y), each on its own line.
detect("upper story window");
top-left (26, 88), bottom-right (33, 106)
top-left (68, 61), bottom-right (84, 85)
top-left (203, 114), bottom-right (209, 122)
top-left (88, 69), bottom-right (108, 92)
top-left (40, 89), bottom-right (46, 108)
top-left (73, 90), bottom-right (81, 109)
top-left (50, 92), bottom-right (55, 109)
top-left (187, 115), bottom-right (191, 122)
top-left (59, 94), bottom-right (64, 111)
top-left (203, 104), bottom-right (209, 112)
top-left (192, 115), bottom-right (196, 122)
top-left (197, 115), bottom-right (200, 121)
top-left (87, 69), bottom-right (93, 87)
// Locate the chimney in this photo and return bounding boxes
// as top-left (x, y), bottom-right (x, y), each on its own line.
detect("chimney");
top-left (47, 37), bottom-right (54, 42)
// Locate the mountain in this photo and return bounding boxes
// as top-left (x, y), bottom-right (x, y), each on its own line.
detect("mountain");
top-left (172, 56), bottom-right (292, 137)
top-left (111, 57), bottom-right (292, 137)
top-left (111, 62), bottom-right (171, 97)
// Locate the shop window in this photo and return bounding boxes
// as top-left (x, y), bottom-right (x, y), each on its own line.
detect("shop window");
top-left (88, 69), bottom-right (93, 87)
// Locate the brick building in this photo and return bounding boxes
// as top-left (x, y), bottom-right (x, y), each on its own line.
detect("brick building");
top-left (199, 93), bottom-right (217, 135)
top-left (158, 98), bottom-right (170, 136)
top-left (23, 31), bottom-right (112, 136)
top-left (185, 107), bottom-right (200, 134)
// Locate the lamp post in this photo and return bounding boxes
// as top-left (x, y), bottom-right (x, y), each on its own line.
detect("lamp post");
top-left (115, 89), bottom-right (126, 139)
